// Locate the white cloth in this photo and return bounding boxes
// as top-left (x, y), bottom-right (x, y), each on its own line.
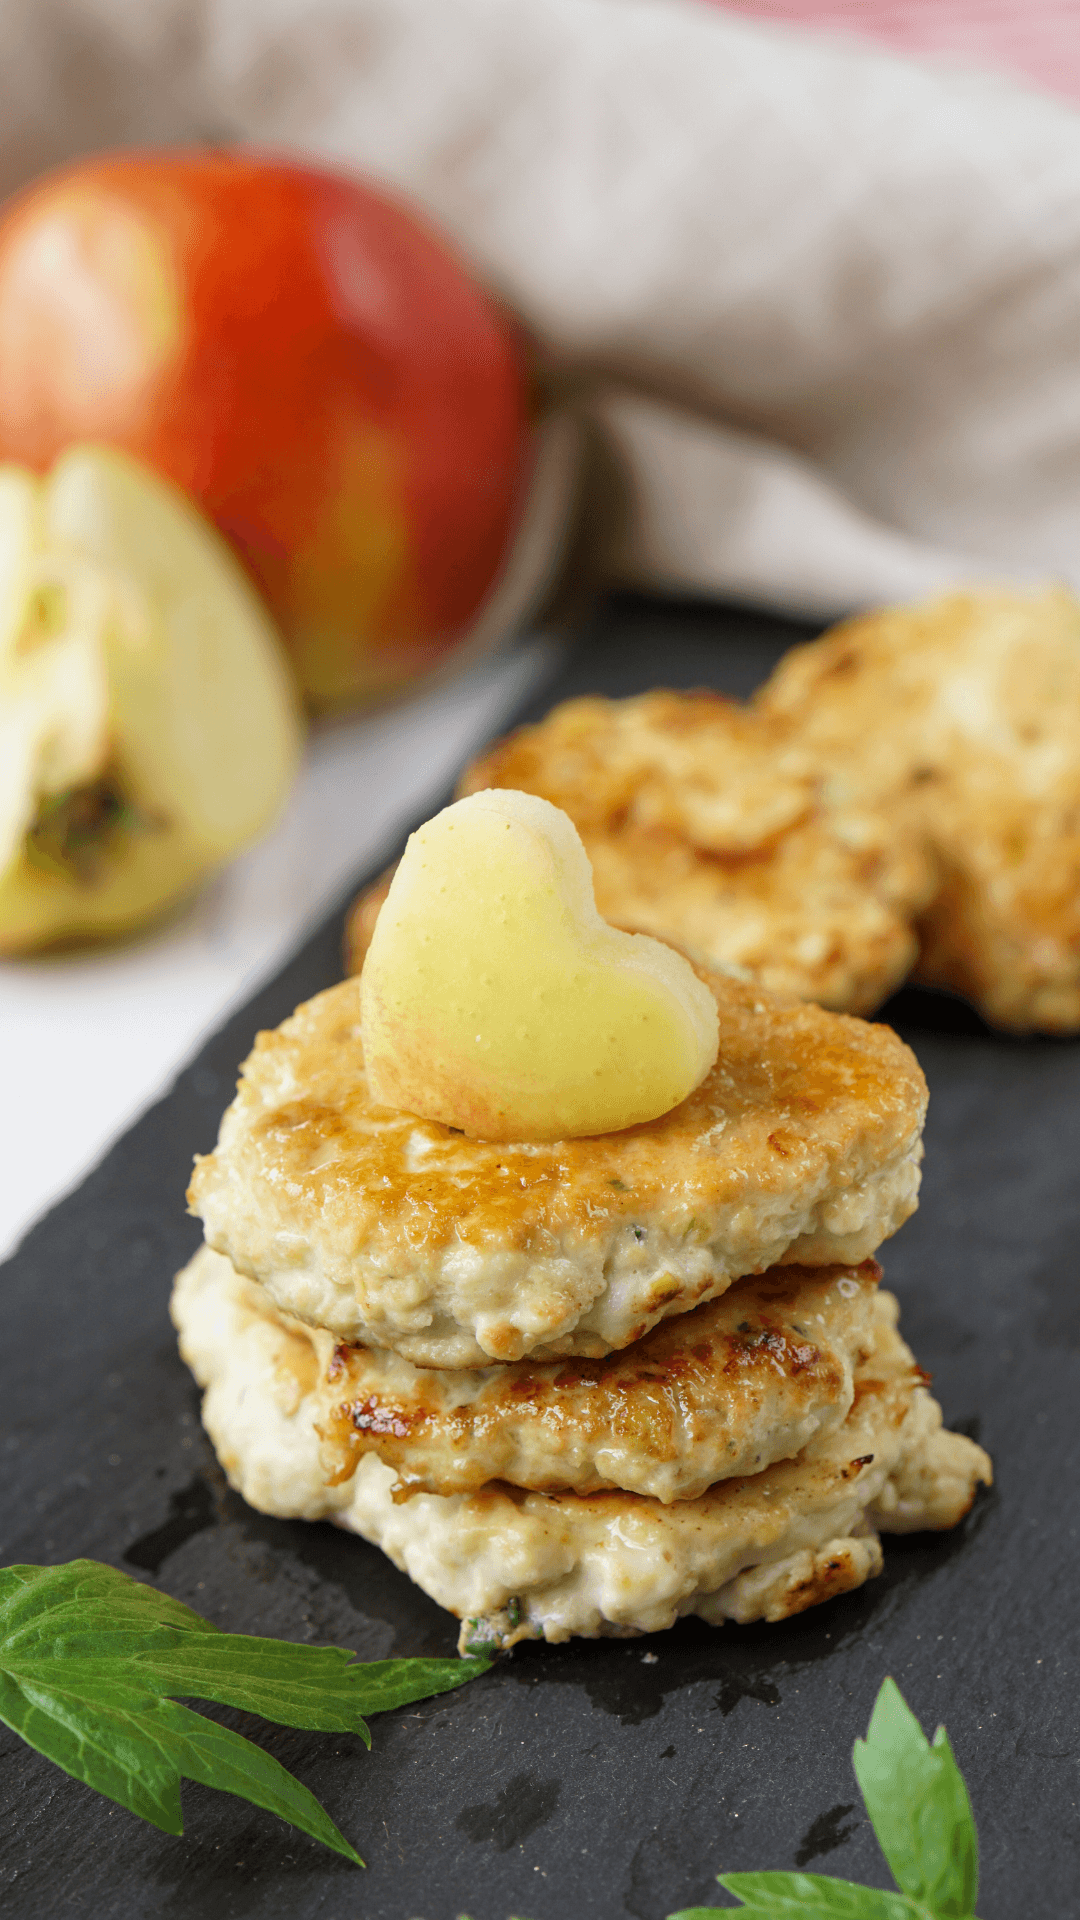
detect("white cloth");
top-left (4, 0), bottom-right (1080, 1252)
top-left (2, 0), bottom-right (1080, 617)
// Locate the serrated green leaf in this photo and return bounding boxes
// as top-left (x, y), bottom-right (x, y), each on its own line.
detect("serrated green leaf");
top-left (0, 1560), bottom-right (215, 1650)
top-left (0, 1667), bottom-right (186, 1834)
top-left (705, 1869), bottom-right (926, 1915)
top-left (150, 1699), bottom-right (362, 1861)
top-left (0, 1561), bottom-right (492, 1862)
top-left (329, 1653), bottom-right (493, 1718)
top-left (853, 1679), bottom-right (978, 1917)
top-left (663, 1682), bottom-right (985, 1920)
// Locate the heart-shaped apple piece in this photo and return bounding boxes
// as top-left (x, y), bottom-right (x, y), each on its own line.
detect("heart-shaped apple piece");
top-left (360, 790), bottom-right (720, 1141)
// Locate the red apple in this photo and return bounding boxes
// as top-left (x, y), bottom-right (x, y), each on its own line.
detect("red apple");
top-left (0, 151), bottom-right (535, 708)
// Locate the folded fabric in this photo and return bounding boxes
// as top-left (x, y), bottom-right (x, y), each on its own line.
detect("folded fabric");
top-left (3, 0), bottom-right (1080, 625)
top-left (716, 1), bottom-right (1080, 107)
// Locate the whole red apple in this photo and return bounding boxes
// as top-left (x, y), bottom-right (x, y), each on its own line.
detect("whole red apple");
top-left (0, 151), bottom-right (535, 708)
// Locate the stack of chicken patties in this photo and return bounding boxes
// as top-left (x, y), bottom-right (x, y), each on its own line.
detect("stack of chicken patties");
top-left (174, 966), bottom-right (990, 1652)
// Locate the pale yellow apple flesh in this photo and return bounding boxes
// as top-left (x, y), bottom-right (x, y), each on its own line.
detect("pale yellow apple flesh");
top-left (0, 447), bottom-right (303, 952)
top-left (360, 790), bottom-right (720, 1141)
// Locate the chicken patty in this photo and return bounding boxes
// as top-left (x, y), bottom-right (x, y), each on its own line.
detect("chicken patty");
top-left (188, 968), bottom-right (925, 1367)
top-left (175, 1246), bottom-right (882, 1502)
top-left (172, 1247), bottom-right (991, 1650)
top-left (351, 588), bottom-right (1080, 1033)
top-left (348, 690), bottom-right (934, 1015)
top-left (759, 587), bottom-right (1080, 1032)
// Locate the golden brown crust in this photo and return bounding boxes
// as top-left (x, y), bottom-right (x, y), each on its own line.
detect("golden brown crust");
top-left (188, 966), bottom-right (926, 1366)
top-left (171, 1249), bottom-right (992, 1648)
top-left (347, 692), bottom-right (933, 1010)
top-left (348, 590), bottom-right (1080, 1031)
top-left (458, 691), bottom-right (933, 1014)
top-left (759, 588), bottom-right (1080, 1031)
top-left (313, 1259), bottom-right (881, 1502)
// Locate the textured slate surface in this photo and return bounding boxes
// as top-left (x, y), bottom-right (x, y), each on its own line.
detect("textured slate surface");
top-left (1, 594), bottom-right (1076, 1920)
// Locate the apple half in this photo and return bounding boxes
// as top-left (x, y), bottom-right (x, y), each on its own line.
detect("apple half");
top-left (0, 446), bottom-right (303, 952)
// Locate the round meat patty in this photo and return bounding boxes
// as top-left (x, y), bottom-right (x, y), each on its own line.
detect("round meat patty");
top-left (760, 588), bottom-right (1080, 1032)
top-left (188, 967), bottom-right (926, 1367)
top-left (172, 1251), bottom-right (882, 1503)
top-left (171, 1247), bottom-right (991, 1651)
top-left (452, 690), bottom-right (935, 1016)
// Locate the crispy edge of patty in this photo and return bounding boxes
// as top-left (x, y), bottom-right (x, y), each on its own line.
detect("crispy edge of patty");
top-left (187, 965), bottom-right (926, 1366)
top-left (309, 1257), bottom-right (881, 1503)
top-left (171, 1246), bottom-right (991, 1649)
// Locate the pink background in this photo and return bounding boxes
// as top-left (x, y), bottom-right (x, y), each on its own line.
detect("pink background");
top-left (712, 2), bottom-right (1080, 103)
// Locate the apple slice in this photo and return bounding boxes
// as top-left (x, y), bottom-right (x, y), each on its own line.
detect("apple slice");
top-left (360, 790), bottom-right (720, 1141)
top-left (0, 446), bottom-right (303, 952)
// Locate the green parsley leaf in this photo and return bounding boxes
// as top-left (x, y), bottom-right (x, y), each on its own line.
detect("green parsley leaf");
top-left (853, 1679), bottom-right (978, 1918)
top-left (0, 1560), bottom-right (491, 1862)
top-left (672, 1873), bottom-right (926, 1915)
top-left (665, 1679), bottom-right (981, 1920)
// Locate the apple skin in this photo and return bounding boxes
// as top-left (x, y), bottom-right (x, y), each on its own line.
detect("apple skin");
top-left (0, 151), bottom-right (535, 709)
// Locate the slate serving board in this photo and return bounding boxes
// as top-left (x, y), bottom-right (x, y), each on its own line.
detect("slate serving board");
top-left (2, 594), bottom-right (1077, 1920)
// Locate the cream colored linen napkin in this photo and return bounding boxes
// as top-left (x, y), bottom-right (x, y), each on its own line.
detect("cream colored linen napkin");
top-left (2, 0), bottom-right (1080, 623)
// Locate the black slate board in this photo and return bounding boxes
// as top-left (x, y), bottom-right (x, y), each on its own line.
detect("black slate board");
top-left (2, 594), bottom-right (1077, 1920)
